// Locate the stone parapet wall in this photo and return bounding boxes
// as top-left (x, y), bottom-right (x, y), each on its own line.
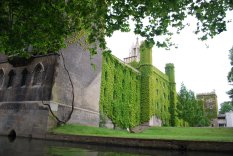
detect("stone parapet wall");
top-left (0, 55), bottom-right (58, 102)
top-left (0, 102), bottom-right (50, 137)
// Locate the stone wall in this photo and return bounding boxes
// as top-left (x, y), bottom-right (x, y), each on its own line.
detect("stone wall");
top-left (51, 42), bottom-right (102, 126)
top-left (0, 55), bottom-right (58, 102)
top-left (0, 55), bottom-right (58, 136)
top-left (0, 39), bottom-right (103, 136)
top-left (0, 102), bottom-right (50, 138)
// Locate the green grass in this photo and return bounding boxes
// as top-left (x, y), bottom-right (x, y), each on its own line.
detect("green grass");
top-left (52, 124), bottom-right (233, 142)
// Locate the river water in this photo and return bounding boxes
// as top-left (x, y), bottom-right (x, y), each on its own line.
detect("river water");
top-left (0, 136), bottom-right (231, 156)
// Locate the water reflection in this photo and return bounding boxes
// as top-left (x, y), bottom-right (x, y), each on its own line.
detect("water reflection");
top-left (0, 136), bottom-right (231, 156)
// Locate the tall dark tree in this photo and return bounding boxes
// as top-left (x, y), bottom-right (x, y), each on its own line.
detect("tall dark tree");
top-left (0, 0), bottom-right (233, 57)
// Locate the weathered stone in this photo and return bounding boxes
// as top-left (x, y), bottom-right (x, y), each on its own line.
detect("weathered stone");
top-left (0, 41), bottom-right (102, 137)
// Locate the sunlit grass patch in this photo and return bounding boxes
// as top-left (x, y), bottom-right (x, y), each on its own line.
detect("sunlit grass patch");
top-left (52, 124), bottom-right (233, 142)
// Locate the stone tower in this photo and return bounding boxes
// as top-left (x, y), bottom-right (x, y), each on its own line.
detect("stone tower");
top-left (124, 38), bottom-right (140, 63)
top-left (165, 63), bottom-right (177, 126)
top-left (139, 41), bottom-right (154, 123)
top-left (196, 91), bottom-right (218, 126)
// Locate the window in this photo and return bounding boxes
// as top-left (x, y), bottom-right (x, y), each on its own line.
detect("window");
top-left (104, 88), bottom-right (106, 96)
top-left (105, 71), bottom-right (108, 81)
top-left (123, 69), bottom-right (126, 75)
top-left (113, 90), bottom-right (117, 100)
top-left (21, 68), bottom-right (28, 86)
top-left (7, 70), bottom-right (15, 88)
top-left (122, 80), bottom-right (125, 88)
top-left (114, 75), bottom-right (117, 83)
top-left (0, 69), bottom-right (4, 88)
top-left (33, 63), bottom-right (44, 85)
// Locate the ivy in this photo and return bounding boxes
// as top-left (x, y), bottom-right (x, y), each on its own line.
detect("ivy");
top-left (100, 42), bottom-right (177, 128)
top-left (139, 42), bottom-right (175, 126)
top-left (100, 52), bottom-right (141, 128)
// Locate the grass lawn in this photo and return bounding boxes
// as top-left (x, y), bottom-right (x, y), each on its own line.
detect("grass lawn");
top-left (52, 124), bottom-right (233, 142)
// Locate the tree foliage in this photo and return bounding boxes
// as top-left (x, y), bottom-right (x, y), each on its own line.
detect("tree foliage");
top-left (219, 101), bottom-right (233, 114)
top-left (227, 47), bottom-right (233, 102)
top-left (177, 83), bottom-right (209, 127)
top-left (0, 0), bottom-right (233, 57)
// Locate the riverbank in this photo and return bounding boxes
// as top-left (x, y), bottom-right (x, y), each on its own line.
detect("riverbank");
top-left (43, 124), bottom-right (233, 152)
top-left (52, 124), bottom-right (233, 142)
top-left (3, 124), bottom-right (233, 152)
top-left (41, 133), bottom-right (233, 152)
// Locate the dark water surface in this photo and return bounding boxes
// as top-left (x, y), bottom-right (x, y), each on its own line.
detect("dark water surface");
top-left (0, 136), bottom-right (231, 156)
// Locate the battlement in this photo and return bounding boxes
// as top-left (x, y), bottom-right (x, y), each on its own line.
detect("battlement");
top-left (196, 91), bottom-right (217, 97)
top-left (124, 55), bottom-right (137, 63)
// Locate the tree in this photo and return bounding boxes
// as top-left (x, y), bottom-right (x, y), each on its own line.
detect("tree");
top-left (227, 47), bottom-right (233, 103)
top-left (0, 0), bottom-right (233, 57)
top-left (219, 101), bottom-right (233, 114)
top-left (177, 83), bottom-right (209, 127)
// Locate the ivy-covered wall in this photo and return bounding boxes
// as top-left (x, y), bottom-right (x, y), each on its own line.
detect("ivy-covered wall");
top-left (100, 52), bottom-right (141, 128)
top-left (100, 42), bottom-right (177, 128)
top-left (196, 93), bottom-right (218, 121)
top-left (139, 42), bottom-right (175, 126)
top-left (150, 67), bottom-right (171, 126)
top-left (165, 63), bottom-right (178, 126)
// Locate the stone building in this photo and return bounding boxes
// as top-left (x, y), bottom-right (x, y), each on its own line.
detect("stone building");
top-left (0, 39), bottom-right (177, 137)
top-left (0, 42), bottom-right (102, 138)
top-left (196, 91), bottom-right (218, 126)
top-left (100, 41), bottom-right (177, 128)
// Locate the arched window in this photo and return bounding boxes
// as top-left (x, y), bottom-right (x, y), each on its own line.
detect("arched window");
top-left (0, 69), bottom-right (4, 88)
top-left (8, 70), bottom-right (15, 88)
top-left (33, 63), bottom-right (44, 85)
top-left (21, 68), bottom-right (28, 87)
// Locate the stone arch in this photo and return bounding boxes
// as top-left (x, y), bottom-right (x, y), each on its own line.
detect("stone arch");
top-left (21, 68), bottom-right (28, 86)
top-left (7, 70), bottom-right (15, 88)
top-left (32, 63), bottom-right (44, 86)
top-left (8, 129), bottom-right (16, 142)
top-left (0, 68), bottom-right (4, 88)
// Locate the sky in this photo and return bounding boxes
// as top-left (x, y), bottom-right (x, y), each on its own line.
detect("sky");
top-left (106, 12), bottom-right (233, 108)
